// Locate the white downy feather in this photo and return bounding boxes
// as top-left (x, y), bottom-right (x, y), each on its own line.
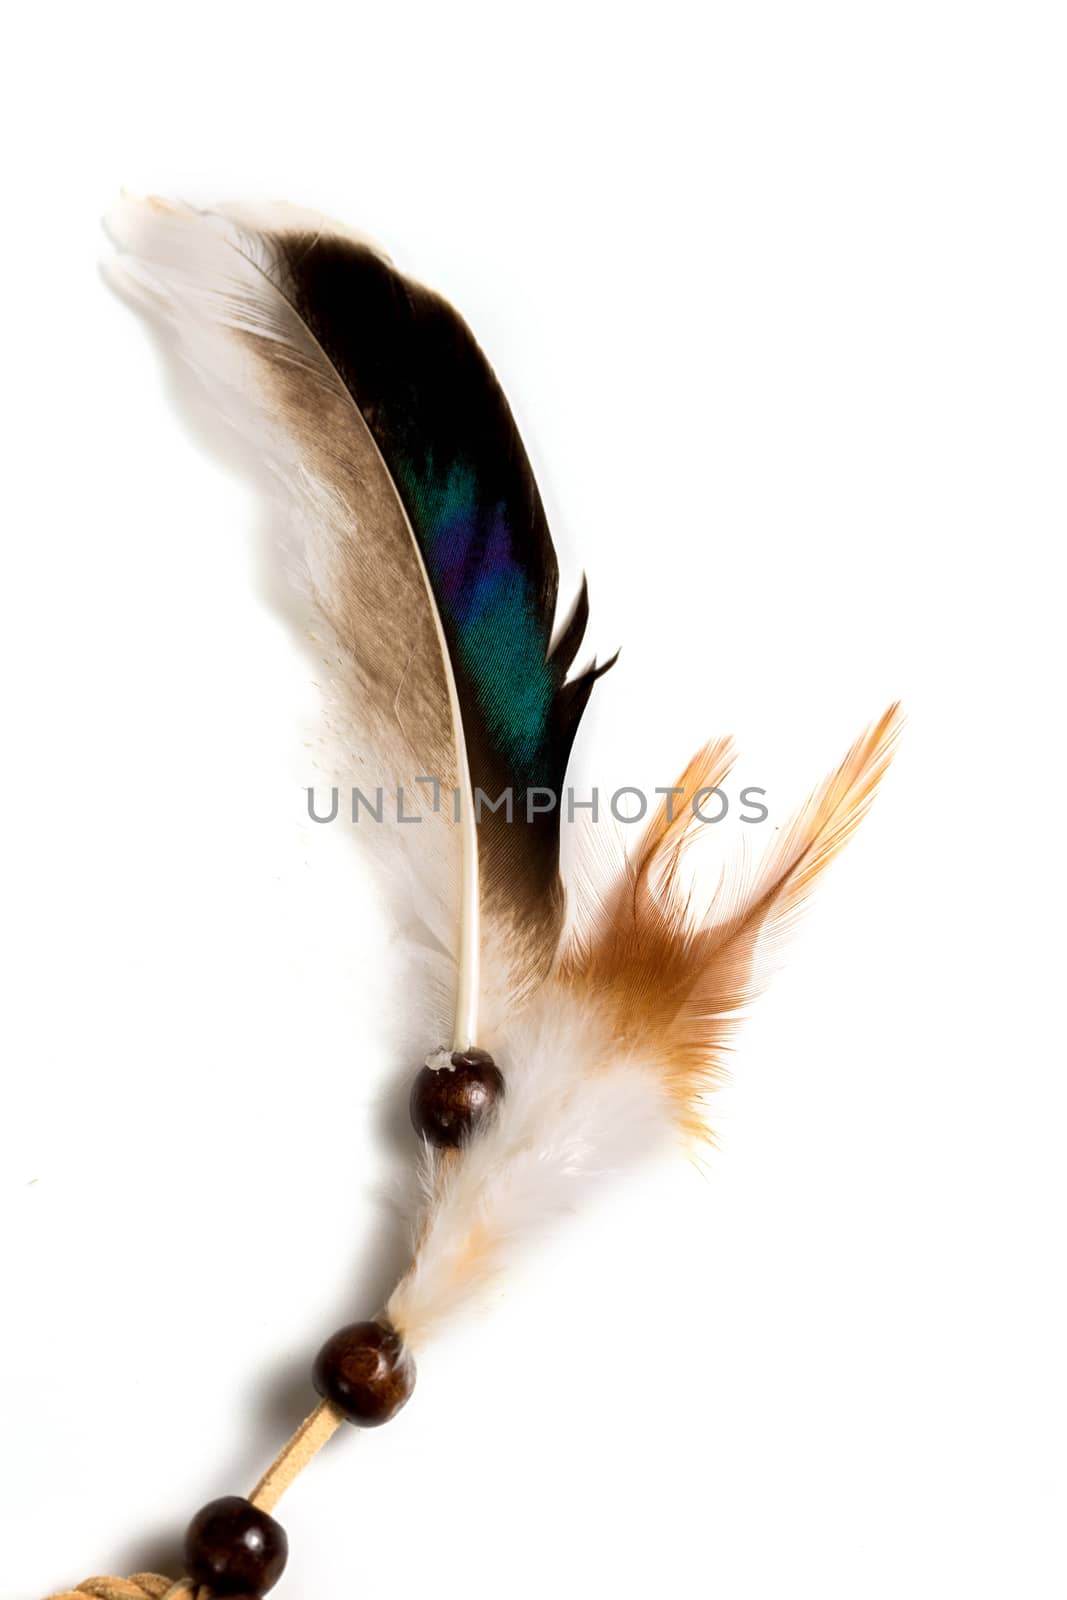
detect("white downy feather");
top-left (387, 982), bottom-right (673, 1349)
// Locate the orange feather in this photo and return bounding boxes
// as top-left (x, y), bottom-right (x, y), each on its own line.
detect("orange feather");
top-left (562, 705), bottom-right (904, 1139)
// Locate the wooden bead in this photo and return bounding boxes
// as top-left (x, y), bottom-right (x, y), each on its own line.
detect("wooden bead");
top-left (410, 1047), bottom-right (505, 1147)
top-left (184, 1495), bottom-right (288, 1594)
top-left (313, 1319), bottom-right (415, 1425)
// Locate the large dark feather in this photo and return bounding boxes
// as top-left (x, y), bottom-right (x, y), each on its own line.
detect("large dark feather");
top-left (106, 198), bottom-right (611, 1044)
top-left (273, 229), bottom-right (611, 935)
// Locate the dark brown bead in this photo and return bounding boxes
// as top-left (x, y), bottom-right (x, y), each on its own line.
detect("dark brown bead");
top-left (184, 1495), bottom-right (287, 1594)
top-left (409, 1047), bottom-right (505, 1147)
top-left (313, 1319), bottom-right (415, 1426)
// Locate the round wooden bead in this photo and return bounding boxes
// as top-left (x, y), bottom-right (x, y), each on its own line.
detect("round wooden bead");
top-left (410, 1047), bottom-right (505, 1147)
top-left (313, 1319), bottom-right (415, 1425)
top-left (184, 1495), bottom-right (288, 1594)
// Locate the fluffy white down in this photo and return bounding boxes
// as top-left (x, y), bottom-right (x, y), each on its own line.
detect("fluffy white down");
top-left (387, 983), bottom-right (673, 1349)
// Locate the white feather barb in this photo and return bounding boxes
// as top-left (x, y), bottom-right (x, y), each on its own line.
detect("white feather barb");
top-left (387, 989), bottom-right (673, 1349)
top-left (105, 198), bottom-right (468, 1035)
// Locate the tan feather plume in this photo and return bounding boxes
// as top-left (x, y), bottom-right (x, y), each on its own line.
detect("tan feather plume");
top-left (562, 702), bottom-right (904, 1138)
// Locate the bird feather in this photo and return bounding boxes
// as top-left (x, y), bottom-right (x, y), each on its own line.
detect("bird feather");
top-left (108, 197), bottom-right (901, 1352)
top-left (105, 196), bottom-right (608, 1048)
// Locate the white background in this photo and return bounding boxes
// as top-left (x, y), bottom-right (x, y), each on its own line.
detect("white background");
top-left (2, 4), bottom-right (1064, 1597)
